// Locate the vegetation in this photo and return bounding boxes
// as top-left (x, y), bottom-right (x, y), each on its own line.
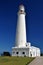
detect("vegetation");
top-left (1, 52), bottom-right (11, 56)
top-left (0, 56), bottom-right (35, 65)
top-left (41, 53), bottom-right (43, 56)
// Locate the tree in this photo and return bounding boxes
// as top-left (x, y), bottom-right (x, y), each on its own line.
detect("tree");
top-left (41, 53), bottom-right (43, 56)
top-left (2, 52), bottom-right (11, 56)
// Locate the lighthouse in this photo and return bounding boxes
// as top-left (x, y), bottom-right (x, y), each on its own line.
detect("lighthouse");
top-left (15, 5), bottom-right (26, 47)
top-left (12, 5), bottom-right (40, 57)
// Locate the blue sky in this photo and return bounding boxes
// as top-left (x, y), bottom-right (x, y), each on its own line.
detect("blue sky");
top-left (0, 0), bottom-right (43, 53)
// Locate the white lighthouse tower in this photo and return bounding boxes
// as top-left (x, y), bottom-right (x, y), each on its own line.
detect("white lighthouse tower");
top-left (15, 5), bottom-right (26, 47)
top-left (12, 5), bottom-right (40, 57)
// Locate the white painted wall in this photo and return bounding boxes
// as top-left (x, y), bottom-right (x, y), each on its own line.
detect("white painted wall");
top-left (36, 48), bottom-right (40, 56)
top-left (29, 46), bottom-right (40, 57)
top-left (15, 5), bottom-right (26, 47)
top-left (12, 46), bottom-right (40, 57)
top-left (12, 47), bottom-right (29, 57)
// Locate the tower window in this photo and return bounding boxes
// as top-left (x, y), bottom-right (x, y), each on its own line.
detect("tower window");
top-left (16, 52), bottom-right (19, 54)
top-left (20, 10), bottom-right (23, 12)
top-left (22, 52), bottom-right (25, 54)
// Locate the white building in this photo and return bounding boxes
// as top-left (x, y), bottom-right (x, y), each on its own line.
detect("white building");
top-left (12, 5), bottom-right (40, 57)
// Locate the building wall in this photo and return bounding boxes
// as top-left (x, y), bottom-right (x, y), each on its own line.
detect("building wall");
top-left (12, 47), bottom-right (29, 57)
top-left (36, 48), bottom-right (40, 56)
top-left (12, 46), bottom-right (40, 57)
top-left (29, 46), bottom-right (40, 57)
